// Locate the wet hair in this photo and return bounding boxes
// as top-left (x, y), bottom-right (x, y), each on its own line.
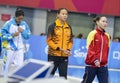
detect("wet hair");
top-left (93, 16), bottom-right (106, 24)
top-left (57, 8), bottom-right (68, 14)
top-left (15, 7), bottom-right (24, 17)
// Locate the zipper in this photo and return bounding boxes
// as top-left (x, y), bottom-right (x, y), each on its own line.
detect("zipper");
top-left (16, 26), bottom-right (20, 49)
top-left (61, 26), bottom-right (64, 56)
top-left (100, 34), bottom-right (103, 62)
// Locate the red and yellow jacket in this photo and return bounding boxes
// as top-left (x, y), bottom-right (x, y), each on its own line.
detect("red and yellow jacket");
top-left (47, 19), bottom-right (73, 57)
top-left (85, 27), bottom-right (110, 67)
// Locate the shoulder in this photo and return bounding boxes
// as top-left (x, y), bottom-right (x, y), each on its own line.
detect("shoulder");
top-left (48, 22), bottom-right (56, 29)
top-left (105, 32), bottom-right (110, 39)
top-left (49, 22), bottom-right (56, 27)
top-left (2, 20), bottom-right (12, 28)
top-left (21, 20), bottom-right (27, 25)
top-left (89, 30), bottom-right (97, 36)
top-left (87, 30), bottom-right (97, 40)
top-left (67, 24), bottom-right (72, 30)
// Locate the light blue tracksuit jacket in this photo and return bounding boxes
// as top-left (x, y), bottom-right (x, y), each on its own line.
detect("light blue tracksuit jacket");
top-left (1, 17), bottom-right (31, 50)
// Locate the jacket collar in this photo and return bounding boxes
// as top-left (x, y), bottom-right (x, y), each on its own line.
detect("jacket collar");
top-left (96, 27), bottom-right (105, 34)
top-left (11, 17), bottom-right (22, 26)
top-left (55, 19), bottom-right (69, 28)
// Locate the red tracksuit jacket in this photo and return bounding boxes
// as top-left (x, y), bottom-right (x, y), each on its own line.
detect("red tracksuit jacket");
top-left (85, 27), bottom-right (110, 67)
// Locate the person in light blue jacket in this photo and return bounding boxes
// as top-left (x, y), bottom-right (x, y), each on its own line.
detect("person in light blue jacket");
top-left (1, 8), bottom-right (31, 77)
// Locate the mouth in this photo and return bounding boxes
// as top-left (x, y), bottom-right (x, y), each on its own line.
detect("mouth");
top-left (63, 18), bottom-right (67, 20)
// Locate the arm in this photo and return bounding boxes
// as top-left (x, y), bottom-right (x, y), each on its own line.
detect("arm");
top-left (46, 23), bottom-right (59, 50)
top-left (67, 39), bottom-right (73, 50)
top-left (67, 25), bottom-right (73, 50)
top-left (87, 30), bottom-right (99, 64)
top-left (20, 22), bottom-right (31, 40)
top-left (1, 22), bottom-right (13, 41)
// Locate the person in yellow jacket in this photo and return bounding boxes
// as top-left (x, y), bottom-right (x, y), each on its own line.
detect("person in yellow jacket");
top-left (46, 8), bottom-right (73, 79)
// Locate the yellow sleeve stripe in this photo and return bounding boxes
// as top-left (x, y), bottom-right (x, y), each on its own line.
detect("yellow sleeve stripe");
top-left (2, 41), bottom-right (9, 48)
top-left (105, 33), bottom-right (110, 47)
top-left (87, 30), bottom-right (96, 49)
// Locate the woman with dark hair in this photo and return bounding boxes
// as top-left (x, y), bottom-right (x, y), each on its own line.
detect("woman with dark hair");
top-left (1, 7), bottom-right (31, 77)
top-left (82, 16), bottom-right (110, 83)
top-left (46, 8), bottom-right (73, 79)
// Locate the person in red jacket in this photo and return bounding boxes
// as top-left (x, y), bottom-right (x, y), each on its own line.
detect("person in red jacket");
top-left (82, 16), bottom-right (110, 83)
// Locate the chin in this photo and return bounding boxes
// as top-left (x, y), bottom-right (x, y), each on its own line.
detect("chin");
top-left (63, 19), bottom-right (67, 22)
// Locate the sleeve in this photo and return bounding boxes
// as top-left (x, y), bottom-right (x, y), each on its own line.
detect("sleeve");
top-left (107, 34), bottom-right (111, 47)
top-left (46, 23), bottom-right (59, 50)
top-left (86, 30), bottom-right (98, 63)
top-left (67, 26), bottom-right (73, 50)
top-left (1, 22), bottom-right (13, 41)
top-left (67, 39), bottom-right (73, 50)
top-left (87, 31), bottom-right (95, 49)
top-left (21, 22), bottom-right (31, 40)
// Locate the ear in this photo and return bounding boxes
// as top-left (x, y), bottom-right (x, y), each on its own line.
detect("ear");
top-left (57, 14), bottom-right (59, 18)
top-left (95, 21), bottom-right (99, 27)
top-left (96, 21), bottom-right (99, 25)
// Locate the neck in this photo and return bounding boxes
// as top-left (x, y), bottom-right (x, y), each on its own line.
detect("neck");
top-left (98, 26), bottom-right (103, 31)
top-left (97, 26), bottom-right (105, 32)
top-left (59, 19), bottom-right (65, 26)
top-left (15, 18), bottom-right (20, 24)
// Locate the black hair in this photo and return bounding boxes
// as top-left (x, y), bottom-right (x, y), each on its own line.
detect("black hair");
top-left (15, 7), bottom-right (24, 17)
top-left (76, 33), bottom-right (83, 39)
top-left (113, 37), bottom-right (120, 42)
top-left (93, 16), bottom-right (106, 23)
top-left (57, 8), bottom-right (68, 14)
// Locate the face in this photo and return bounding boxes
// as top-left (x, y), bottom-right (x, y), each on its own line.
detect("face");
top-left (96, 17), bottom-right (108, 29)
top-left (15, 15), bottom-right (24, 24)
top-left (57, 9), bottom-right (68, 22)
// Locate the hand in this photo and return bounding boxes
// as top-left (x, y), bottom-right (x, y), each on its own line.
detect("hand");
top-left (13, 32), bottom-right (19, 37)
top-left (61, 49), bottom-right (71, 55)
top-left (18, 27), bottom-right (23, 32)
top-left (64, 50), bottom-right (71, 55)
top-left (94, 60), bottom-right (100, 67)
